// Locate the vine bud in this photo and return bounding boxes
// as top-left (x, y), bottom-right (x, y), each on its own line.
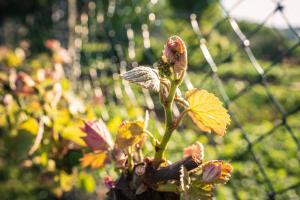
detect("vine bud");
top-left (104, 176), bottom-right (116, 189)
top-left (112, 148), bottom-right (128, 169)
top-left (162, 35), bottom-right (187, 75)
top-left (183, 142), bottom-right (204, 161)
top-left (201, 161), bottom-right (233, 184)
top-left (202, 163), bottom-right (222, 183)
top-left (134, 163), bottom-right (146, 176)
top-left (121, 66), bottom-right (160, 92)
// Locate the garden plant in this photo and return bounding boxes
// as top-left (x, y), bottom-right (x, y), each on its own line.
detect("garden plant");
top-left (80, 36), bottom-right (233, 200)
top-left (0, 41), bottom-right (101, 197)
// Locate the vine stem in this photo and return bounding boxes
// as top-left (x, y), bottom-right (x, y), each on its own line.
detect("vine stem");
top-left (127, 146), bottom-right (134, 171)
top-left (154, 80), bottom-right (180, 163)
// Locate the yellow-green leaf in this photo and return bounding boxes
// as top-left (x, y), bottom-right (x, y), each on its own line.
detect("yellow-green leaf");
top-left (5, 50), bottom-right (23, 67)
top-left (115, 121), bottom-right (144, 149)
top-left (59, 171), bottom-right (75, 192)
top-left (185, 89), bottom-right (230, 136)
top-left (61, 125), bottom-right (86, 146)
top-left (187, 183), bottom-right (214, 200)
top-left (19, 118), bottom-right (39, 135)
top-left (80, 152), bottom-right (107, 169)
top-left (78, 172), bottom-right (96, 193)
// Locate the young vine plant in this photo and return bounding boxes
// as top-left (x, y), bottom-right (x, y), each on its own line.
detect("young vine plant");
top-left (80, 36), bottom-right (233, 200)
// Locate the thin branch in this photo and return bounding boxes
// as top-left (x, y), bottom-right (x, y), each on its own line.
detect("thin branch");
top-left (28, 116), bottom-right (45, 155)
top-left (174, 97), bottom-right (189, 108)
top-left (173, 109), bottom-right (190, 130)
top-left (143, 130), bottom-right (159, 145)
top-left (159, 78), bottom-right (170, 91)
top-left (144, 110), bottom-right (150, 130)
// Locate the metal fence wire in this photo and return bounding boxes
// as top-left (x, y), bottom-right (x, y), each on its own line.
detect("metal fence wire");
top-left (73, 0), bottom-right (300, 199)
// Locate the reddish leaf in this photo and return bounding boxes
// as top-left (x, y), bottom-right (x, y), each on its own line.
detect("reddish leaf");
top-left (184, 142), bottom-right (204, 161)
top-left (81, 119), bottom-right (114, 151)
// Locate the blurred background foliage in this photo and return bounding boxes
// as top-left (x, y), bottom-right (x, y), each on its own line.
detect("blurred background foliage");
top-left (0, 0), bottom-right (300, 199)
